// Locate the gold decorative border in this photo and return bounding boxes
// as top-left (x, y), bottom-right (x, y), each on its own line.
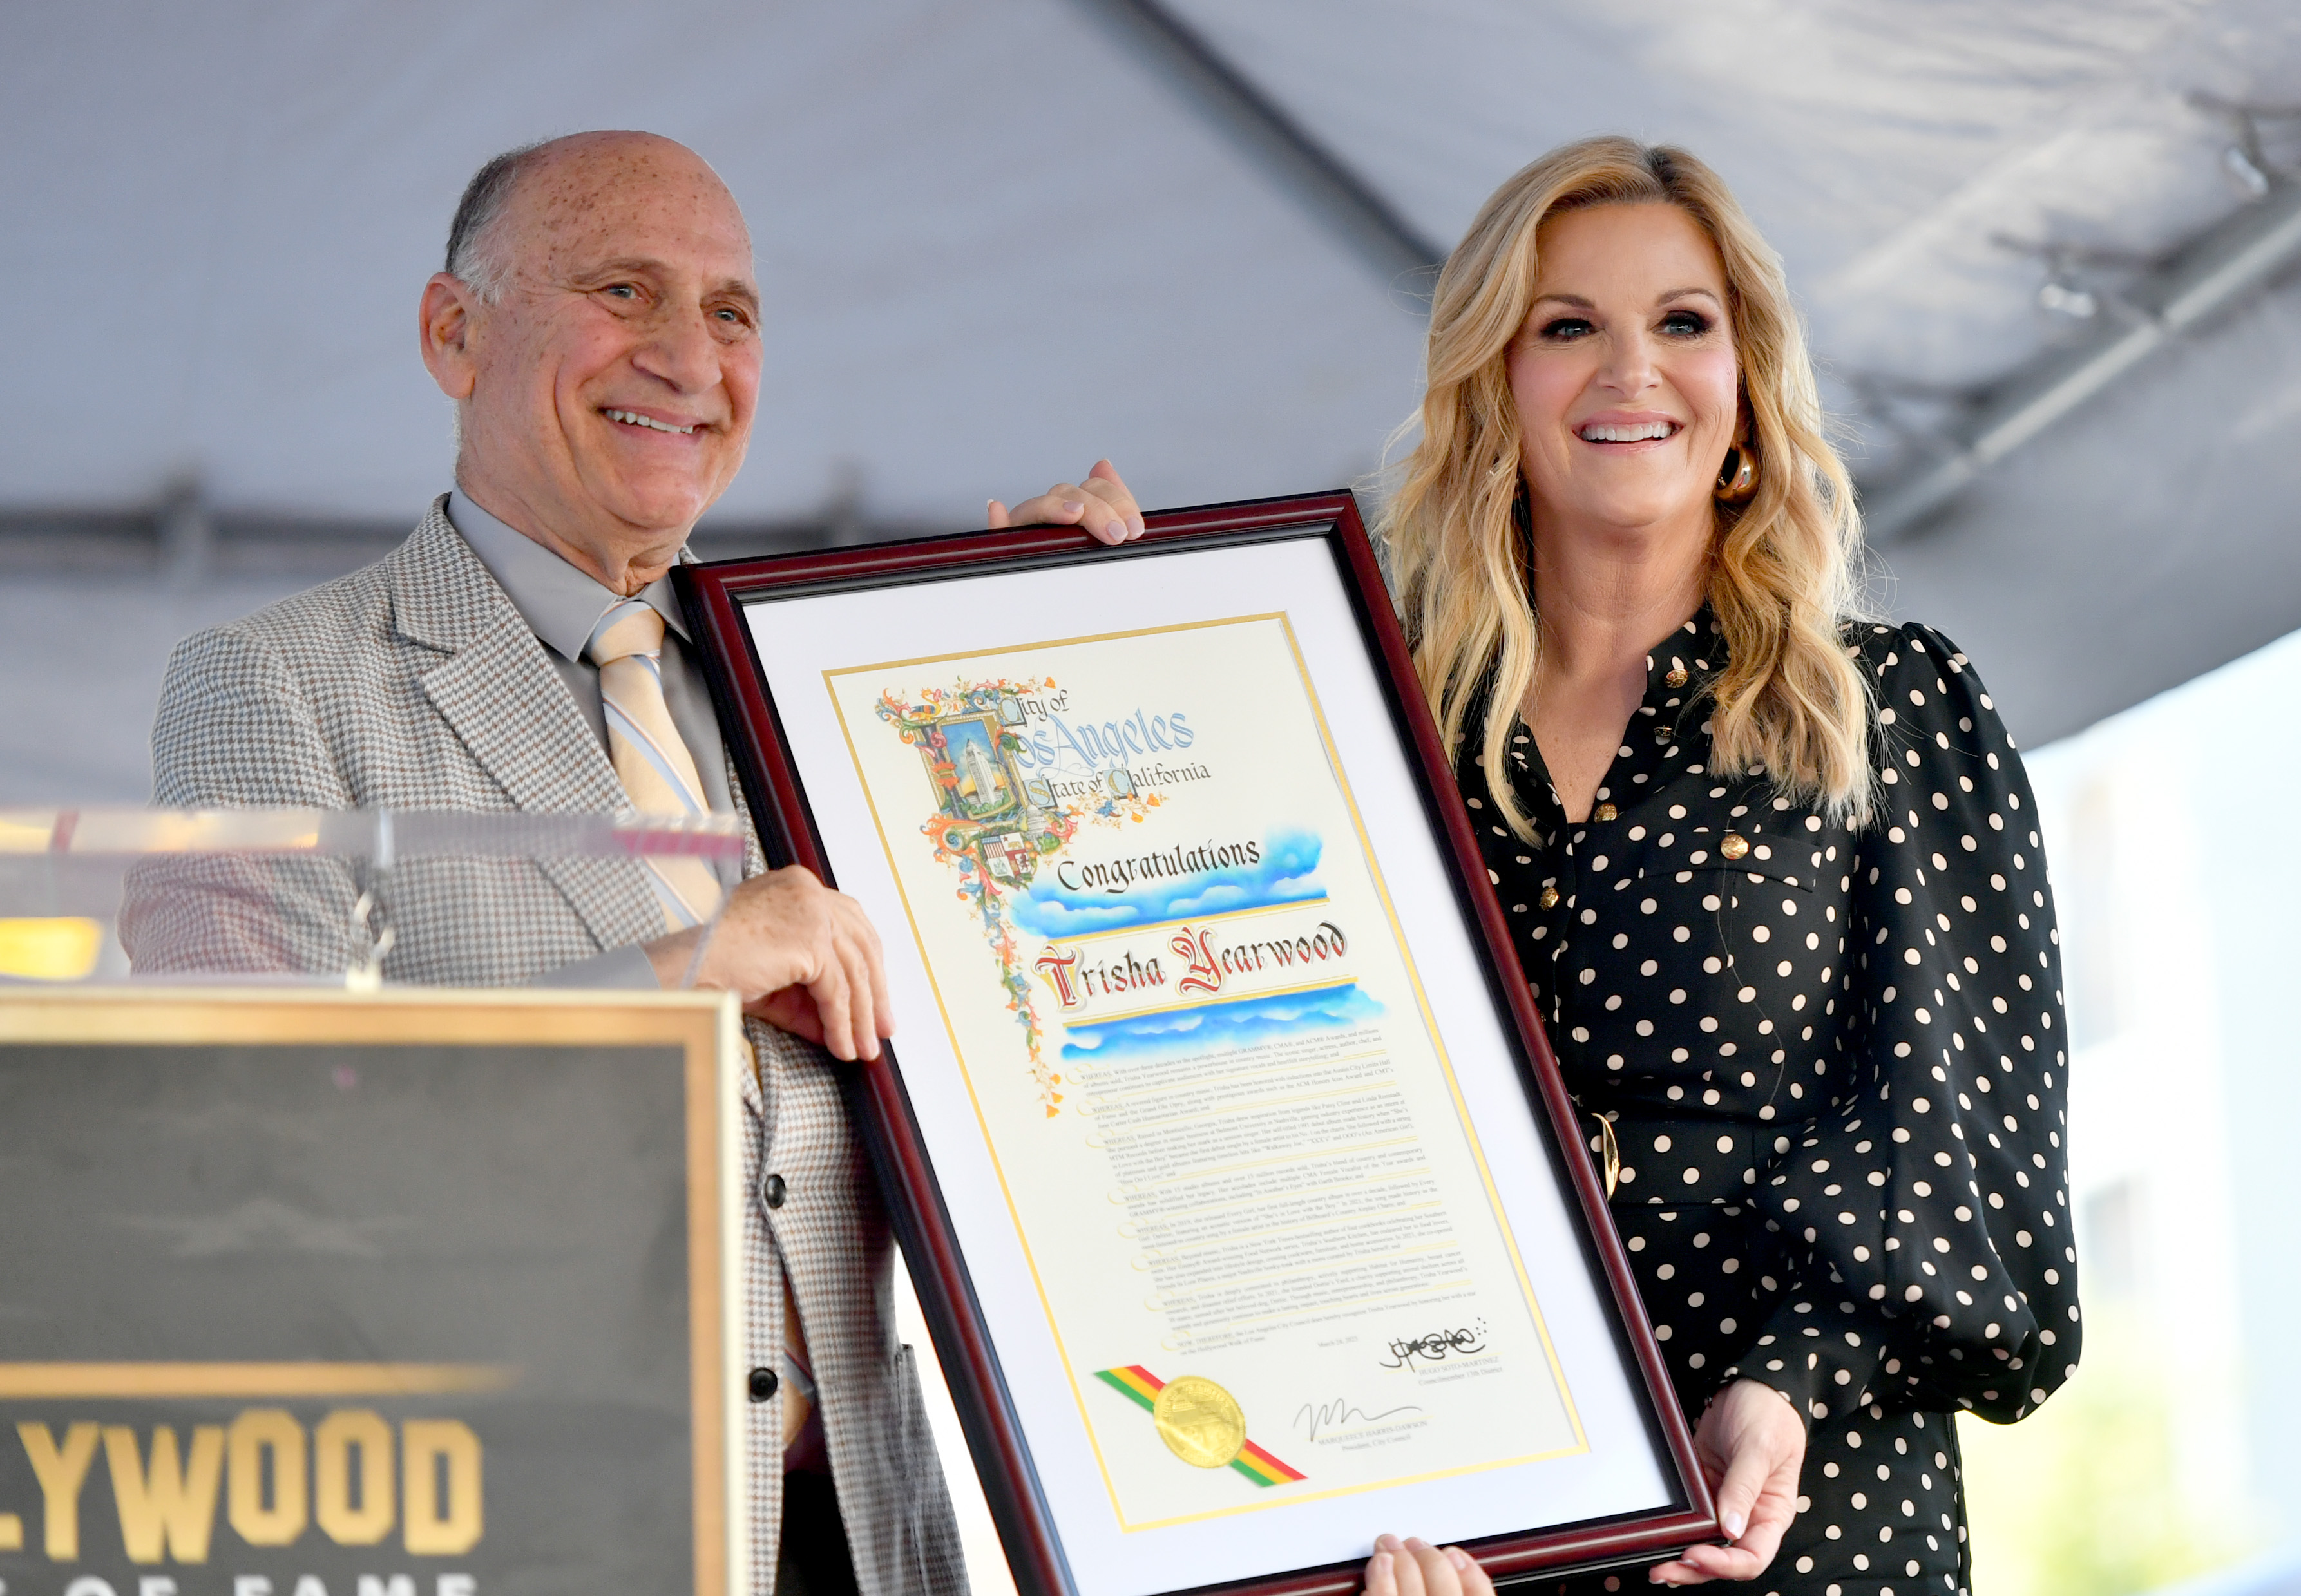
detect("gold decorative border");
top-left (0, 1364), bottom-right (515, 1398)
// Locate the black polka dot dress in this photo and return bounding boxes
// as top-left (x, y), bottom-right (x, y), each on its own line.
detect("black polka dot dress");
top-left (1461, 610), bottom-right (2080, 1596)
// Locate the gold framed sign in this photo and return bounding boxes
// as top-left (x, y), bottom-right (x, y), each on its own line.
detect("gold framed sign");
top-left (0, 988), bottom-right (749, 1593)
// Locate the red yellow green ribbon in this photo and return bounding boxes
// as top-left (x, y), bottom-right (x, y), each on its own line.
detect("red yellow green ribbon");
top-left (1094, 1364), bottom-right (1306, 1487)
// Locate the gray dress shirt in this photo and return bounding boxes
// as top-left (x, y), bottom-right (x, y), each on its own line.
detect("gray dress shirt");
top-left (446, 491), bottom-right (741, 988)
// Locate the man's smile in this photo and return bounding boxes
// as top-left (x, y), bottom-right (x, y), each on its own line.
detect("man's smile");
top-left (602, 406), bottom-right (702, 437)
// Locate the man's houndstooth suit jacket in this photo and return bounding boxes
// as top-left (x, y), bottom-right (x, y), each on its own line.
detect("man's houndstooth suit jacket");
top-left (128, 497), bottom-right (967, 1596)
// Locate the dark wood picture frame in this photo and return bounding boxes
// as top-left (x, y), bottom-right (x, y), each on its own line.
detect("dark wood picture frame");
top-left (677, 491), bottom-right (1719, 1596)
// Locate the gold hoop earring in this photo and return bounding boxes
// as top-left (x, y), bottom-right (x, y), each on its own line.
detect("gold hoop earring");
top-left (1715, 442), bottom-right (1759, 504)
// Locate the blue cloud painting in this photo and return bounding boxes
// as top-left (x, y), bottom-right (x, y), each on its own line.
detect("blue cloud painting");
top-left (1060, 980), bottom-right (1383, 1063)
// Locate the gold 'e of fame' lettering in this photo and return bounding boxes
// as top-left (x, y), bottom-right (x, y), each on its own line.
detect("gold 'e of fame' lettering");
top-left (1152, 1375), bottom-right (1248, 1469)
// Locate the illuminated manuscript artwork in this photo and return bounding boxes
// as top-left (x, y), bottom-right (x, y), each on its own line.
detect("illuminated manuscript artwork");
top-left (828, 615), bottom-right (1585, 1531)
top-left (872, 678), bottom-right (1165, 1115)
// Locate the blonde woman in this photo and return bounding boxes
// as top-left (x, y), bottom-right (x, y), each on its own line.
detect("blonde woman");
top-left (1363, 139), bottom-right (2077, 1594)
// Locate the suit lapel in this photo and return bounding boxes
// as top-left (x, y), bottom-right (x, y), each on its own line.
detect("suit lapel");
top-left (390, 499), bottom-right (667, 955)
top-left (725, 748), bottom-right (769, 880)
top-left (420, 620), bottom-right (624, 815)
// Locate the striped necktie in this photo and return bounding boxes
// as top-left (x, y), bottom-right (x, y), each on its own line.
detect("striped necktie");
top-left (586, 598), bottom-right (725, 930)
top-left (593, 601), bottom-right (816, 1429)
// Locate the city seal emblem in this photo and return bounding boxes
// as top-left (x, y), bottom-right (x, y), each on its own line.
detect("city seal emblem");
top-left (1150, 1374), bottom-right (1247, 1468)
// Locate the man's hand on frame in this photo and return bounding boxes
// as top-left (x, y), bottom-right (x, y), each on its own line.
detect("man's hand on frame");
top-left (647, 866), bottom-right (895, 1062)
top-left (987, 459), bottom-right (1145, 544)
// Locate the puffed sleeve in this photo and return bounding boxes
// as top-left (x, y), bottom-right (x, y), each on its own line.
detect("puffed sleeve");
top-left (1723, 623), bottom-right (2080, 1426)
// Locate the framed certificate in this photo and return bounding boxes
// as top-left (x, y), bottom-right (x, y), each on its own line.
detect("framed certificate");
top-left (678, 492), bottom-right (1716, 1596)
top-left (0, 988), bottom-right (749, 1594)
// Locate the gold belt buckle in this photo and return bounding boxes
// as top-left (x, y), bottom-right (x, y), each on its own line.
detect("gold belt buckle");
top-left (1589, 1114), bottom-right (1619, 1201)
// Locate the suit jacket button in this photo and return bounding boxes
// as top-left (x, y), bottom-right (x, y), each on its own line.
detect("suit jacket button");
top-left (749, 1366), bottom-right (779, 1402)
top-left (765, 1173), bottom-right (788, 1208)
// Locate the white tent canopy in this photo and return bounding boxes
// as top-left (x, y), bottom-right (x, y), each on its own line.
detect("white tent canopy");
top-left (6, 0), bottom-right (2301, 801)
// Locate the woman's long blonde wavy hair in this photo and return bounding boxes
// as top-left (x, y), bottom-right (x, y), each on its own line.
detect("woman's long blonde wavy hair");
top-left (1379, 136), bottom-right (1874, 839)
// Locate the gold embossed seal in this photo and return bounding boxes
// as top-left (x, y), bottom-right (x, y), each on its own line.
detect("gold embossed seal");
top-left (1151, 1375), bottom-right (1246, 1468)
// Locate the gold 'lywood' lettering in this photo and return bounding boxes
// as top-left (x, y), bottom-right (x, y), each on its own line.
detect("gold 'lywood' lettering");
top-left (106, 1421), bottom-right (226, 1563)
top-left (6, 1411), bottom-right (482, 1563)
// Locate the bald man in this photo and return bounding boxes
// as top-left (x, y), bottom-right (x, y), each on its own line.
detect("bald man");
top-left (134, 131), bottom-right (1145, 1596)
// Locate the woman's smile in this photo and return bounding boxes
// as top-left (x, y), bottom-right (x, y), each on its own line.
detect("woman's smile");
top-left (1573, 410), bottom-right (1686, 450)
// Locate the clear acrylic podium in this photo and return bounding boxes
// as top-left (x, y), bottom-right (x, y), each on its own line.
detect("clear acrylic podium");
top-left (0, 806), bottom-right (747, 985)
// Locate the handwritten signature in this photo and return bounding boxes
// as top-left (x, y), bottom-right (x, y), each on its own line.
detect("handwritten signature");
top-left (1295, 1395), bottom-right (1426, 1441)
top-left (1375, 1324), bottom-right (1487, 1372)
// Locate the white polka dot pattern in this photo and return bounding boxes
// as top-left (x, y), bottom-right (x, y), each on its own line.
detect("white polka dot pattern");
top-left (1463, 612), bottom-right (2077, 1595)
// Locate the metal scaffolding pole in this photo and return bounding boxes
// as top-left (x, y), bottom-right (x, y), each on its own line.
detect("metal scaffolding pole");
top-left (1071, 0), bottom-right (1444, 292)
top-left (1864, 179), bottom-right (2301, 540)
